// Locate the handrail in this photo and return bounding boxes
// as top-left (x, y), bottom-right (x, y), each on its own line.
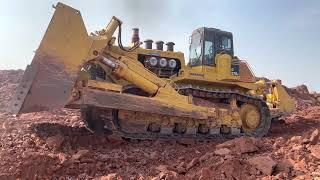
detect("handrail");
top-left (240, 60), bottom-right (256, 77)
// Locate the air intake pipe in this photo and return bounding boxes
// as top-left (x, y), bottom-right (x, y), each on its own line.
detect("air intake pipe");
top-left (144, 39), bottom-right (153, 49)
top-left (155, 41), bottom-right (164, 50)
top-left (166, 42), bottom-right (175, 51)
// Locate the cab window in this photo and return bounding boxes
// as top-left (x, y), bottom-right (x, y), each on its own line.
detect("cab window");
top-left (189, 31), bottom-right (202, 66)
top-left (204, 41), bottom-right (214, 65)
top-left (221, 36), bottom-right (232, 50)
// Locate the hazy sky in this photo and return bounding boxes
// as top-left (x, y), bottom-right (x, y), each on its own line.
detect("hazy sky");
top-left (0, 0), bottom-right (319, 91)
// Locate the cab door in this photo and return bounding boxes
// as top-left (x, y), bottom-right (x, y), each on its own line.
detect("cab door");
top-left (203, 30), bottom-right (215, 66)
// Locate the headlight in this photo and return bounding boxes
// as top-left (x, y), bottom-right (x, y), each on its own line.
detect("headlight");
top-left (159, 58), bottom-right (167, 67)
top-left (168, 59), bottom-right (177, 68)
top-left (149, 57), bottom-right (158, 66)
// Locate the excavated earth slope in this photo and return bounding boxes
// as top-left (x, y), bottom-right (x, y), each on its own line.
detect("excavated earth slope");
top-left (0, 70), bottom-right (319, 179)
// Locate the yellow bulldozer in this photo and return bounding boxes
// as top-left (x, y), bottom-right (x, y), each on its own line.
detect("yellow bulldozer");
top-left (10, 3), bottom-right (295, 139)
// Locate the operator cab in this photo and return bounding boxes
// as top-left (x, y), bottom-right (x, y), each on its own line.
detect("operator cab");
top-left (189, 27), bottom-right (234, 66)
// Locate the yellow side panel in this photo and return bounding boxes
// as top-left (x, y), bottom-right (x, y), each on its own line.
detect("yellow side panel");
top-left (216, 54), bottom-right (232, 79)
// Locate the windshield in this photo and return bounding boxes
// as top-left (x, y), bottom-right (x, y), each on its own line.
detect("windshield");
top-left (221, 36), bottom-right (232, 50)
top-left (189, 31), bottom-right (202, 66)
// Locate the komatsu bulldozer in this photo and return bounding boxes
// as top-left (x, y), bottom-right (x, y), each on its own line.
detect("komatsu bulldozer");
top-left (10, 3), bottom-right (295, 139)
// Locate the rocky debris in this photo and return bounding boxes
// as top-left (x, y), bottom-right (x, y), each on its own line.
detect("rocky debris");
top-left (288, 85), bottom-right (312, 101)
top-left (157, 170), bottom-right (178, 180)
top-left (292, 85), bottom-right (310, 95)
top-left (199, 167), bottom-right (212, 180)
top-left (309, 145), bottom-right (320, 159)
top-left (155, 165), bottom-right (171, 173)
top-left (45, 134), bottom-right (65, 150)
top-left (57, 153), bottom-right (68, 164)
top-left (71, 149), bottom-right (89, 161)
top-left (1, 70), bottom-right (320, 179)
top-left (212, 158), bottom-right (253, 179)
top-left (107, 134), bottom-right (123, 145)
top-left (176, 162), bottom-right (187, 174)
top-left (99, 173), bottom-right (122, 180)
top-left (154, 165), bottom-right (179, 179)
top-left (216, 137), bottom-right (260, 154)
top-left (149, 151), bottom-right (158, 160)
top-left (309, 129), bottom-right (319, 145)
top-left (177, 138), bottom-right (195, 146)
top-left (186, 157), bottom-right (199, 171)
top-left (214, 148), bottom-right (231, 156)
top-left (289, 135), bottom-right (303, 143)
top-left (199, 152), bottom-right (214, 163)
top-left (248, 156), bottom-right (277, 175)
top-left (276, 159), bottom-right (293, 174)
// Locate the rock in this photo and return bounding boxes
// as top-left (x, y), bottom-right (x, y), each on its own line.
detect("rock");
top-left (2, 121), bottom-right (10, 130)
top-left (309, 129), bottom-right (319, 145)
top-left (199, 167), bottom-right (212, 180)
top-left (186, 157), bottom-right (199, 170)
top-left (274, 137), bottom-right (286, 148)
top-left (293, 85), bottom-right (309, 94)
top-left (71, 149), bottom-right (89, 161)
top-left (149, 151), bottom-right (158, 160)
top-left (45, 134), bottom-right (64, 149)
top-left (150, 177), bottom-right (160, 180)
top-left (156, 165), bottom-right (170, 172)
top-left (310, 145), bottom-right (320, 159)
top-left (158, 172), bottom-right (166, 179)
top-left (165, 171), bottom-right (178, 180)
top-left (292, 144), bottom-right (303, 151)
top-left (289, 136), bottom-right (302, 144)
top-left (294, 158), bottom-right (308, 172)
top-left (223, 155), bottom-right (234, 160)
top-left (96, 161), bottom-right (104, 170)
top-left (178, 156), bottom-right (185, 161)
top-left (199, 152), bottom-right (213, 162)
top-left (22, 139), bottom-right (35, 147)
top-left (248, 156), bottom-right (277, 175)
top-left (302, 138), bottom-right (310, 144)
top-left (237, 137), bottom-right (260, 154)
top-left (57, 153), bottom-right (67, 164)
top-left (107, 134), bottom-right (123, 145)
top-left (176, 162), bottom-right (187, 174)
top-left (216, 137), bottom-right (259, 154)
top-left (157, 170), bottom-right (178, 180)
top-left (216, 140), bottom-right (234, 149)
top-left (276, 159), bottom-right (293, 174)
top-left (100, 173), bottom-right (120, 180)
top-left (273, 172), bottom-right (284, 179)
top-left (248, 166), bottom-right (259, 176)
top-left (312, 171), bottom-right (320, 178)
top-left (295, 154), bottom-right (305, 162)
top-left (177, 138), bottom-right (195, 146)
top-left (214, 148), bottom-right (231, 156)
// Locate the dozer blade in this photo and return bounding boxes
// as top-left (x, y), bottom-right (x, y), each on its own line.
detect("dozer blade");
top-left (273, 83), bottom-right (295, 114)
top-left (9, 3), bottom-right (95, 114)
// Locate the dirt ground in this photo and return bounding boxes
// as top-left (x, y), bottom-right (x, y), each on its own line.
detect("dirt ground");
top-left (0, 70), bottom-right (319, 180)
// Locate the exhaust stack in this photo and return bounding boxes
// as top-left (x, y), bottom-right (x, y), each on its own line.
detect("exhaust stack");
top-left (131, 28), bottom-right (140, 46)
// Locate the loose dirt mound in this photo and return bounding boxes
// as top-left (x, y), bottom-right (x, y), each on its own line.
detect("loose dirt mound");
top-left (0, 70), bottom-right (319, 179)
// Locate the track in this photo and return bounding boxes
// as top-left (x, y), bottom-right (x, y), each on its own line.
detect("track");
top-left (81, 86), bottom-right (271, 140)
